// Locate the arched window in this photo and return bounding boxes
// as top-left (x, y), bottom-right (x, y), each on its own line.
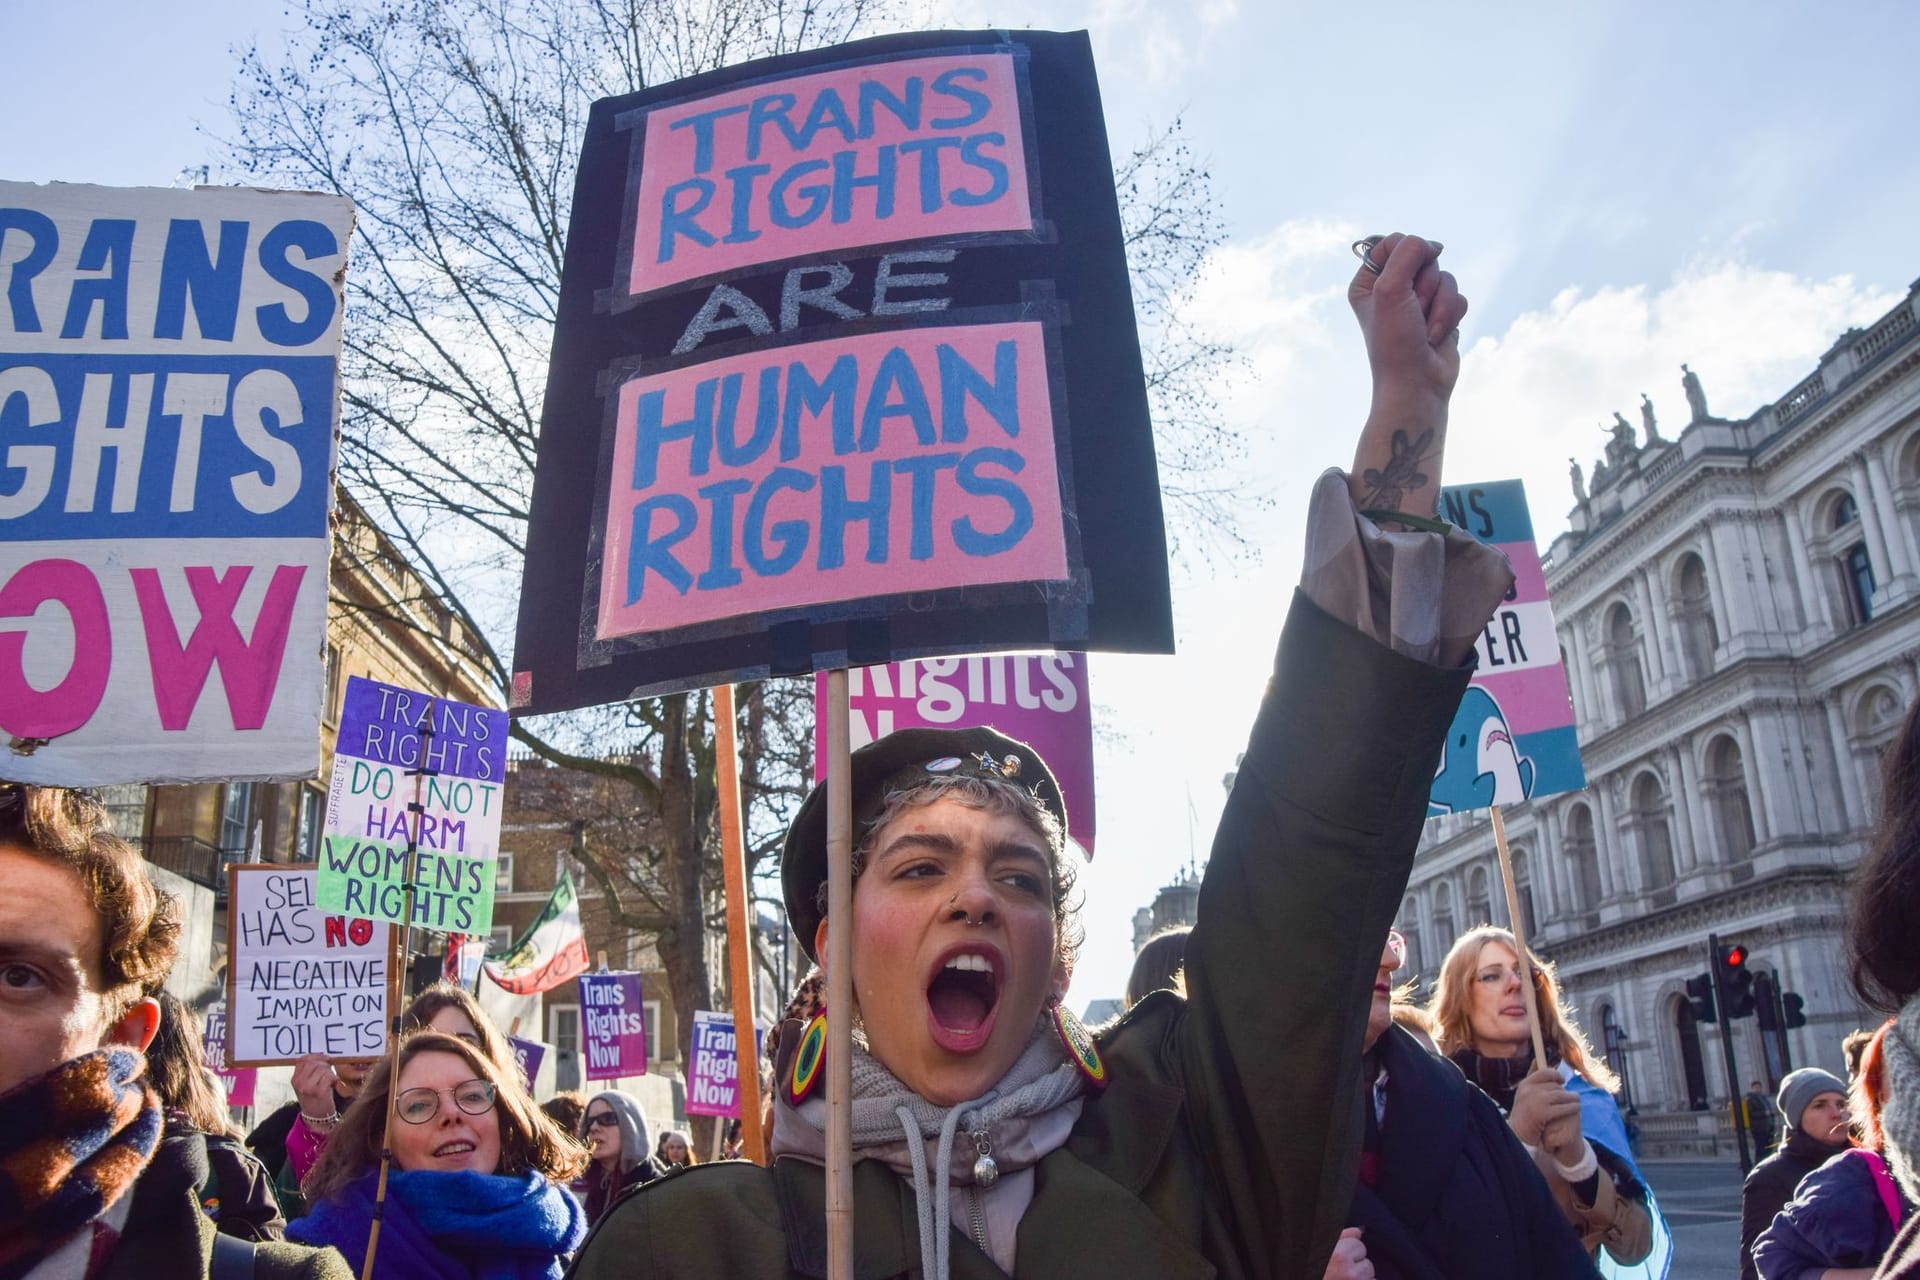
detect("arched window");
top-left (1855, 684), bottom-right (1908, 815)
top-left (1599, 1002), bottom-right (1633, 1108)
top-left (1565, 803), bottom-right (1602, 911)
top-left (1511, 849), bottom-right (1538, 939)
top-left (1466, 865), bottom-right (1491, 929)
top-left (1432, 883), bottom-right (1457, 960)
top-left (1606, 602), bottom-right (1647, 719)
top-left (1704, 735), bottom-right (1757, 861)
top-left (1632, 772), bottom-right (1677, 891)
top-left (1674, 553), bottom-right (1718, 680)
top-left (1834, 494), bottom-right (1876, 625)
top-left (1674, 994), bottom-right (1709, 1109)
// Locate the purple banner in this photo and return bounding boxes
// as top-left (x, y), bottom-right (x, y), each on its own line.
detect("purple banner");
top-left (202, 1006), bottom-right (257, 1108)
top-left (579, 973), bottom-right (647, 1081)
top-left (687, 1011), bottom-right (739, 1118)
top-left (814, 653), bottom-right (1095, 855)
top-left (507, 1035), bottom-right (547, 1089)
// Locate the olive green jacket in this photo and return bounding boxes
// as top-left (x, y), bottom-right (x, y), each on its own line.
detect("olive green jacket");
top-left (569, 594), bottom-right (1474, 1280)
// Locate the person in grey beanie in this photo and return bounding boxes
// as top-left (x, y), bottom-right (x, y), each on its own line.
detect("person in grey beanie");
top-left (578, 1091), bottom-right (654, 1225)
top-left (1738, 1067), bottom-right (1852, 1280)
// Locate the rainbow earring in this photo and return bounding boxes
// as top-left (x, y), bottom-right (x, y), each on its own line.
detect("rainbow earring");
top-left (784, 1011), bottom-right (828, 1106)
top-left (1050, 999), bottom-right (1107, 1090)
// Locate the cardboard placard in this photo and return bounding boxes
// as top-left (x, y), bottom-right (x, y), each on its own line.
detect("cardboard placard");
top-left (687, 1009), bottom-right (743, 1118)
top-left (512, 29), bottom-right (1171, 712)
top-left (317, 676), bottom-right (510, 934)
top-left (579, 972), bottom-right (648, 1081)
top-left (814, 651), bottom-right (1095, 853)
top-left (0, 182), bottom-right (354, 785)
top-left (225, 863), bottom-right (392, 1068)
top-left (1429, 480), bottom-right (1588, 815)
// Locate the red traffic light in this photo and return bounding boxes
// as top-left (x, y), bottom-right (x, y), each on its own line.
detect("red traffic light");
top-left (1722, 944), bottom-right (1748, 969)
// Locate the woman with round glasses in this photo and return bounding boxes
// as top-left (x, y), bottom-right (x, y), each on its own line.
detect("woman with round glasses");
top-left (578, 1091), bottom-right (654, 1225)
top-left (1429, 927), bottom-right (1662, 1273)
top-left (290, 1032), bottom-right (586, 1278)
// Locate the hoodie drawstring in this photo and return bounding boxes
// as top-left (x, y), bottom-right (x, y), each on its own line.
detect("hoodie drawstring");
top-left (895, 1090), bottom-right (996, 1280)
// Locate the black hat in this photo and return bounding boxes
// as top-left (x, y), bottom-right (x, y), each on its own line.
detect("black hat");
top-left (782, 726), bottom-right (1067, 964)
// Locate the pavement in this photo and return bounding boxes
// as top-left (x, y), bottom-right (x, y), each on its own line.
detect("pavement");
top-left (1642, 1157), bottom-right (1747, 1280)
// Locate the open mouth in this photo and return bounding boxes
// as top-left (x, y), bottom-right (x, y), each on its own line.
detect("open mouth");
top-left (433, 1140), bottom-right (477, 1158)
top-left (925, 946), bottom-right (1003, 1053)
top-left (1484, 728), bottom-right (1511, 750)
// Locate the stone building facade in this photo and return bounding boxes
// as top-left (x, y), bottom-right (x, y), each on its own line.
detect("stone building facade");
top-left (1401, 279), bottom-right (1920, 1146)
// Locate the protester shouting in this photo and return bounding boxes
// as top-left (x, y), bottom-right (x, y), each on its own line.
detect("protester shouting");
top-left (570, 232), bottom-right (1515, 1280)
top-left (1754, 1023), bottom-right (1913, 1280)
top-left (1429, 926), bottom-right (1661, 1271)
top-left (578, 1092), bottom-right (654, 1225)
top-left (285, 981), bottom-right (518, 1188)
top-left (0, 784), bottom-right (347, 1278)
top-left (289, 1031), bottom-right (585, 1277)
top-left (147, 990), bottom-right (286, 1241)
top-left (1323, 929), bottom-right (1598, 1279)
top-left (1739, 1068), bottom-right (1853, 1280)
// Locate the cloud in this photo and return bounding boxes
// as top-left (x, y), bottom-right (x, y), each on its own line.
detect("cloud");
top-left (1448, 260), bottom-right (1901, 541)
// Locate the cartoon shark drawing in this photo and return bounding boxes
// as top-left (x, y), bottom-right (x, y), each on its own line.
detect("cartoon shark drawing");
top-left (1429, 686), bottom-right (1536, 816)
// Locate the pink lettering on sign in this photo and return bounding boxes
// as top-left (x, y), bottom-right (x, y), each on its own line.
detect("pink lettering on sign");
top-left (597, 321), bottom-right (1068, 639)
top-left (630, 53), bottom-right (1032, 295)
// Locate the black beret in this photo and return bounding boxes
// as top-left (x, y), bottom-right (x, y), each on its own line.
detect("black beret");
top-left (782, 726), bottom-right (1066, 964)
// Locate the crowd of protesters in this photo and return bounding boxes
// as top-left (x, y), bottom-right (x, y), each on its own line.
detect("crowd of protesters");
top-left (4, 228), bottom-right (1917, 1280)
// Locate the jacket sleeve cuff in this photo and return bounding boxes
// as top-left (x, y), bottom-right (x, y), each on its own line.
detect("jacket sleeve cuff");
top-left (1299, 469), bottom-right (1515, 668)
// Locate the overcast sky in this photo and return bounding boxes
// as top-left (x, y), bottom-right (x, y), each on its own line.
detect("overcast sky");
top-left (5, 0), bottom-right (1917, 1011)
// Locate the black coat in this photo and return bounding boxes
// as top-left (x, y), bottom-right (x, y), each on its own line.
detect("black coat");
top-left (1344, 1027), bottom-right (1600, 1280)
top-left (1740, 1127), bottom-right (1849, 1280)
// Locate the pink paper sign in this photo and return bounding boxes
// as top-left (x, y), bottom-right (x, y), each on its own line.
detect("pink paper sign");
top-left (598, 321), bottom-right (1067, 639)
top-left (814, 651), bottom-right (1095, 855)
top-left (629, 53), bottom-right (1033, 295)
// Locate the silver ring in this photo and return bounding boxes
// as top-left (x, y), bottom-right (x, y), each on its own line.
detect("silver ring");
top-left (1352, 236), bottom-right (1385, 276)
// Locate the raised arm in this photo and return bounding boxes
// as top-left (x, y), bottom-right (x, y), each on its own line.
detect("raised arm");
top-left (1172, 234), bottom-right (1512, 1279)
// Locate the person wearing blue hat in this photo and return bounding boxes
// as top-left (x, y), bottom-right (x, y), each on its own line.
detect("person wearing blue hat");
top-left (573, 232), bottom-right (1515, 1280)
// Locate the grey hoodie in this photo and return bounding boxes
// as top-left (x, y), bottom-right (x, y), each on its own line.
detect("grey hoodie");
top-left (582, 1090), bottom-right (651, 1178)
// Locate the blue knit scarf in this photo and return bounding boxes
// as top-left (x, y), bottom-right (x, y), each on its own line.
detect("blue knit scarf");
top-left (290, 1169), bottom-right (584, 1280)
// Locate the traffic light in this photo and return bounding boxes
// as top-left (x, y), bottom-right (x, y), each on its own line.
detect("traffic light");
top-left (1783, 992), bottom-right (1807, 1030)
top-left (1717, 942), bottom-right (1757, 1019)
top-left (1756, 972), bottom-right (1779, 1031)
top-left (1686, 973), bottom-right (1718, 1023)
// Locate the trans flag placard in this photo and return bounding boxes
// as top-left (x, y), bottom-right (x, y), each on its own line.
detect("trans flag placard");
top-left (1428, 479), bottom-right (1586, 816)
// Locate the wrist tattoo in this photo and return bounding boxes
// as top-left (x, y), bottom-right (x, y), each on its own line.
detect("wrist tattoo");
top-left (1359, 428), bottom-right (1436, 510)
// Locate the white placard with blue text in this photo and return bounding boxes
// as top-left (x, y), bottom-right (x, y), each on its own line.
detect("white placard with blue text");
top-left (0, 183), bottom-right (354, 784)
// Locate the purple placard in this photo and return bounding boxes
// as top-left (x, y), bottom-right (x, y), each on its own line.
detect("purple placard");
top-left (202, 1006), bottom-right (257, 1108)
top-left (507, 1035), bottom-right (546, 1089)
top-left (335, 676), bottom-right (510, 784)
top-left (814, 654), bottom-right (1095, 855)
top-left (687, 1010), bottom-right (739, 1118)
top-left (579, 973), bottom-right (647, 1081)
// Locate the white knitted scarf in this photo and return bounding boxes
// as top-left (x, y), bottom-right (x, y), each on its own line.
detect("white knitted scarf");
top-left (1882, 998), bottom-right (1920, 1201)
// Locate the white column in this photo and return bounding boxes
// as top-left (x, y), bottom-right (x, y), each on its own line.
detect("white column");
top-left (1850, 454), bottom-right (1896, 599)
top-left (1737, 720), bottom-right (1773, 846)
top-left (1594, 778), bottom-right (1623, 900)
top-left (1671, 744), bottom-right (1703, 872)
top-left (1822, 698), bottom-right (1868, 834)
top-left (1536, 804), bottom-right (1563, 922)
top-left (1781, 503), bottom-right (1832, 637)
top-left (1635, 571), bottom-right (1669, 691)
top-left (1865, 448), bottom-right (1915, 585)
top-left (1747, 710), bottom-right (1804, 839)
top-left (1566, 621), bottom-right (1600, 735)
top-left (1697, 523), bottom-right (1734, 652)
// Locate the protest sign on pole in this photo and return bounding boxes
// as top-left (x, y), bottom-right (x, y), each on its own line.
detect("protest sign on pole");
top-left (506, 1035), bottom-right (548, 1090)
top-left (225, 864), bottom-right (391, 1068)
top-left (202, 1004), bottom-right (257, 1108)
top-left (1429, 480), bottom-right (1587, 816)
top-left (0, 182), bottom-right (354, 785)
top-left (510, 30), bottom-right (1172, 712)
top-left (579, 972), bottom-right (648, 1081)
top-left (1429, 478), bottom-right (1588, 1070)
top-left (687, 1010), bottom-right (745, 1118)
top-left (317, 676), bottom-right (510, 934)
top-left (815, 652), bottom-right (1095, 854)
